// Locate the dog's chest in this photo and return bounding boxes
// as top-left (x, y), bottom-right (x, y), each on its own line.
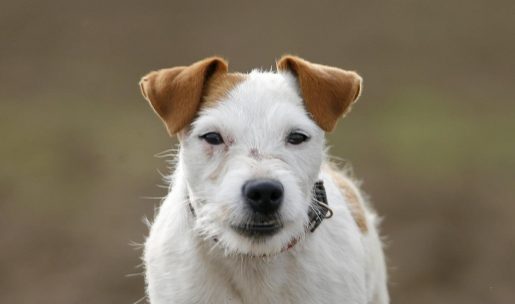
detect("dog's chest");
top-left (211, 243), bottom-right (366, 304)
top-left (222, 256), bottom-right (302, 304)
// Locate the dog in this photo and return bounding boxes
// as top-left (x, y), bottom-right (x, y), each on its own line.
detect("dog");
top-left (139, 55), bottom-right (389, 304)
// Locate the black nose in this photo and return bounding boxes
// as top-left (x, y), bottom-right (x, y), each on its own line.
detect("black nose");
top-left (242, 179), bottom-right (284, 214)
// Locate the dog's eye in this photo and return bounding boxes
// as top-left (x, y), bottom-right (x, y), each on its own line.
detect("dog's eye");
top-left (200, 132), bottom-right (224, 145)
top-left (287, 132), bottom-right (309, 145)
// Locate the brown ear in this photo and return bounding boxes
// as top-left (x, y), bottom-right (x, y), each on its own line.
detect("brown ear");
top-left (276, 55), bottom-right (362, 132)
top-left (139, 57), bottom-right (229, 135)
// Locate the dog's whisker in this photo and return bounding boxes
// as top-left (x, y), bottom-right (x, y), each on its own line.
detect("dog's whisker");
top-left (125, 272), bottom-right (145, 278)
top-left (133, 295), bottom-right (148, 304)
top-left (326, 154), bottom-right (349, 163)
top-left (207, 238), bottom-right (224, 254)
top-left (129, 241), bottom-right (145, 250)
top-left (154, 146), bottom-right (181, 158)
top-left (140, 196), bottom-right (166, 200)
top-left (155, 168), bottom-right (167, 177)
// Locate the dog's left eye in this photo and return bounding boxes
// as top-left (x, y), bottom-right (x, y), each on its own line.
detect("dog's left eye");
top-left (200, 132), bottom-right (224, 145)
top-left (287, 132), bottom-right (309, 145)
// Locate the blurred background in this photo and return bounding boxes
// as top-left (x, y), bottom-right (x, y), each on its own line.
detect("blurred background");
top-left (1, 0), bottom-right (514, 303)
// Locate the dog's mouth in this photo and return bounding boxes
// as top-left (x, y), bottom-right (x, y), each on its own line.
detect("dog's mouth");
top-left (232, 217), bottom-right (283, 238)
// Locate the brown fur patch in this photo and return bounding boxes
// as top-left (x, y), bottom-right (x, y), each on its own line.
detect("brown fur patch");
top-left (323, 163), bottom-right (368, 233)
top-left (139, 57), bottom-right (229, 135)
top-left (203, 73), bottom-right (246, 106)
top-left (276, 55), bottom-right (362, 132)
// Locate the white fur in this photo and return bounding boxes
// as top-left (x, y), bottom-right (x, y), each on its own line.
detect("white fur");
top-left (144, 71), bottom-right (389, 303)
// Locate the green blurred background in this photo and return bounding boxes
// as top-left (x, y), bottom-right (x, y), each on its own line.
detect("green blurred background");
top-left (1, 1), bottom-right (514, 303)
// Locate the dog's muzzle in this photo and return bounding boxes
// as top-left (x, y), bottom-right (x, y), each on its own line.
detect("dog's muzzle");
top-left (230, 178), bottom-right (284, 237)
top-left (187, 181), bottom-right (332, 244)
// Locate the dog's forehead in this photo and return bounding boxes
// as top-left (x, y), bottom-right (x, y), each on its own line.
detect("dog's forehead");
top-left (236, 70), bottom-right (301, 101)
top-left (196, 71), bottom-right (318, 135)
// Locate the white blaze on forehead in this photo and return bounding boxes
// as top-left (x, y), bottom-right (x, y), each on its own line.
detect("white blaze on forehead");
top-left (226, 70), bottom-right (304, 110)
top-left (193, 70), bottom-right (321, 142)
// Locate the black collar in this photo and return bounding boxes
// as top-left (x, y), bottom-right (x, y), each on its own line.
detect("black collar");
top-left (307, 180), bottom-right (333, 232)
top-left (187, 180), bottom-right (332, 234)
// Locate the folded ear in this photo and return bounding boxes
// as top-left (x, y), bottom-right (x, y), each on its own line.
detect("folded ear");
top-left (139, 57), bottom-right (229, 135)
top-left (276, 55), bottom-right (362, 132)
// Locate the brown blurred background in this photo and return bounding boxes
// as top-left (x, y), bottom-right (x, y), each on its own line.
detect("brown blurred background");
top-left (1, 0), bottom-right (514, 303)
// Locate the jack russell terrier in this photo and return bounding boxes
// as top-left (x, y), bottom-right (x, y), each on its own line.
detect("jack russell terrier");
top-left (139, 55), bottom-right (389, 304)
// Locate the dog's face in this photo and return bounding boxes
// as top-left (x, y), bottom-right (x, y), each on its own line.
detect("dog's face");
top-left (140, 56), bottom-right (362, 255)
top-left (181, 71), bottom-right (325, 255)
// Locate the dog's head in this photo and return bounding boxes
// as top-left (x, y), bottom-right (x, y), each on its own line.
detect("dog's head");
top-left (140, 56), bottom-right (361, 255)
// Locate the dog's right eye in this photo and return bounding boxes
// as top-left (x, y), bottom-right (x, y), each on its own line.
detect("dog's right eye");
top-left (199, 132), bottom-right (224, 145)
top-left (287, 132), bottom-right (309, 145)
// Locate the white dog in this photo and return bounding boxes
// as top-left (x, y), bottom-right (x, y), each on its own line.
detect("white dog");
top-left (139, 55), bottom-right (389, 304)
